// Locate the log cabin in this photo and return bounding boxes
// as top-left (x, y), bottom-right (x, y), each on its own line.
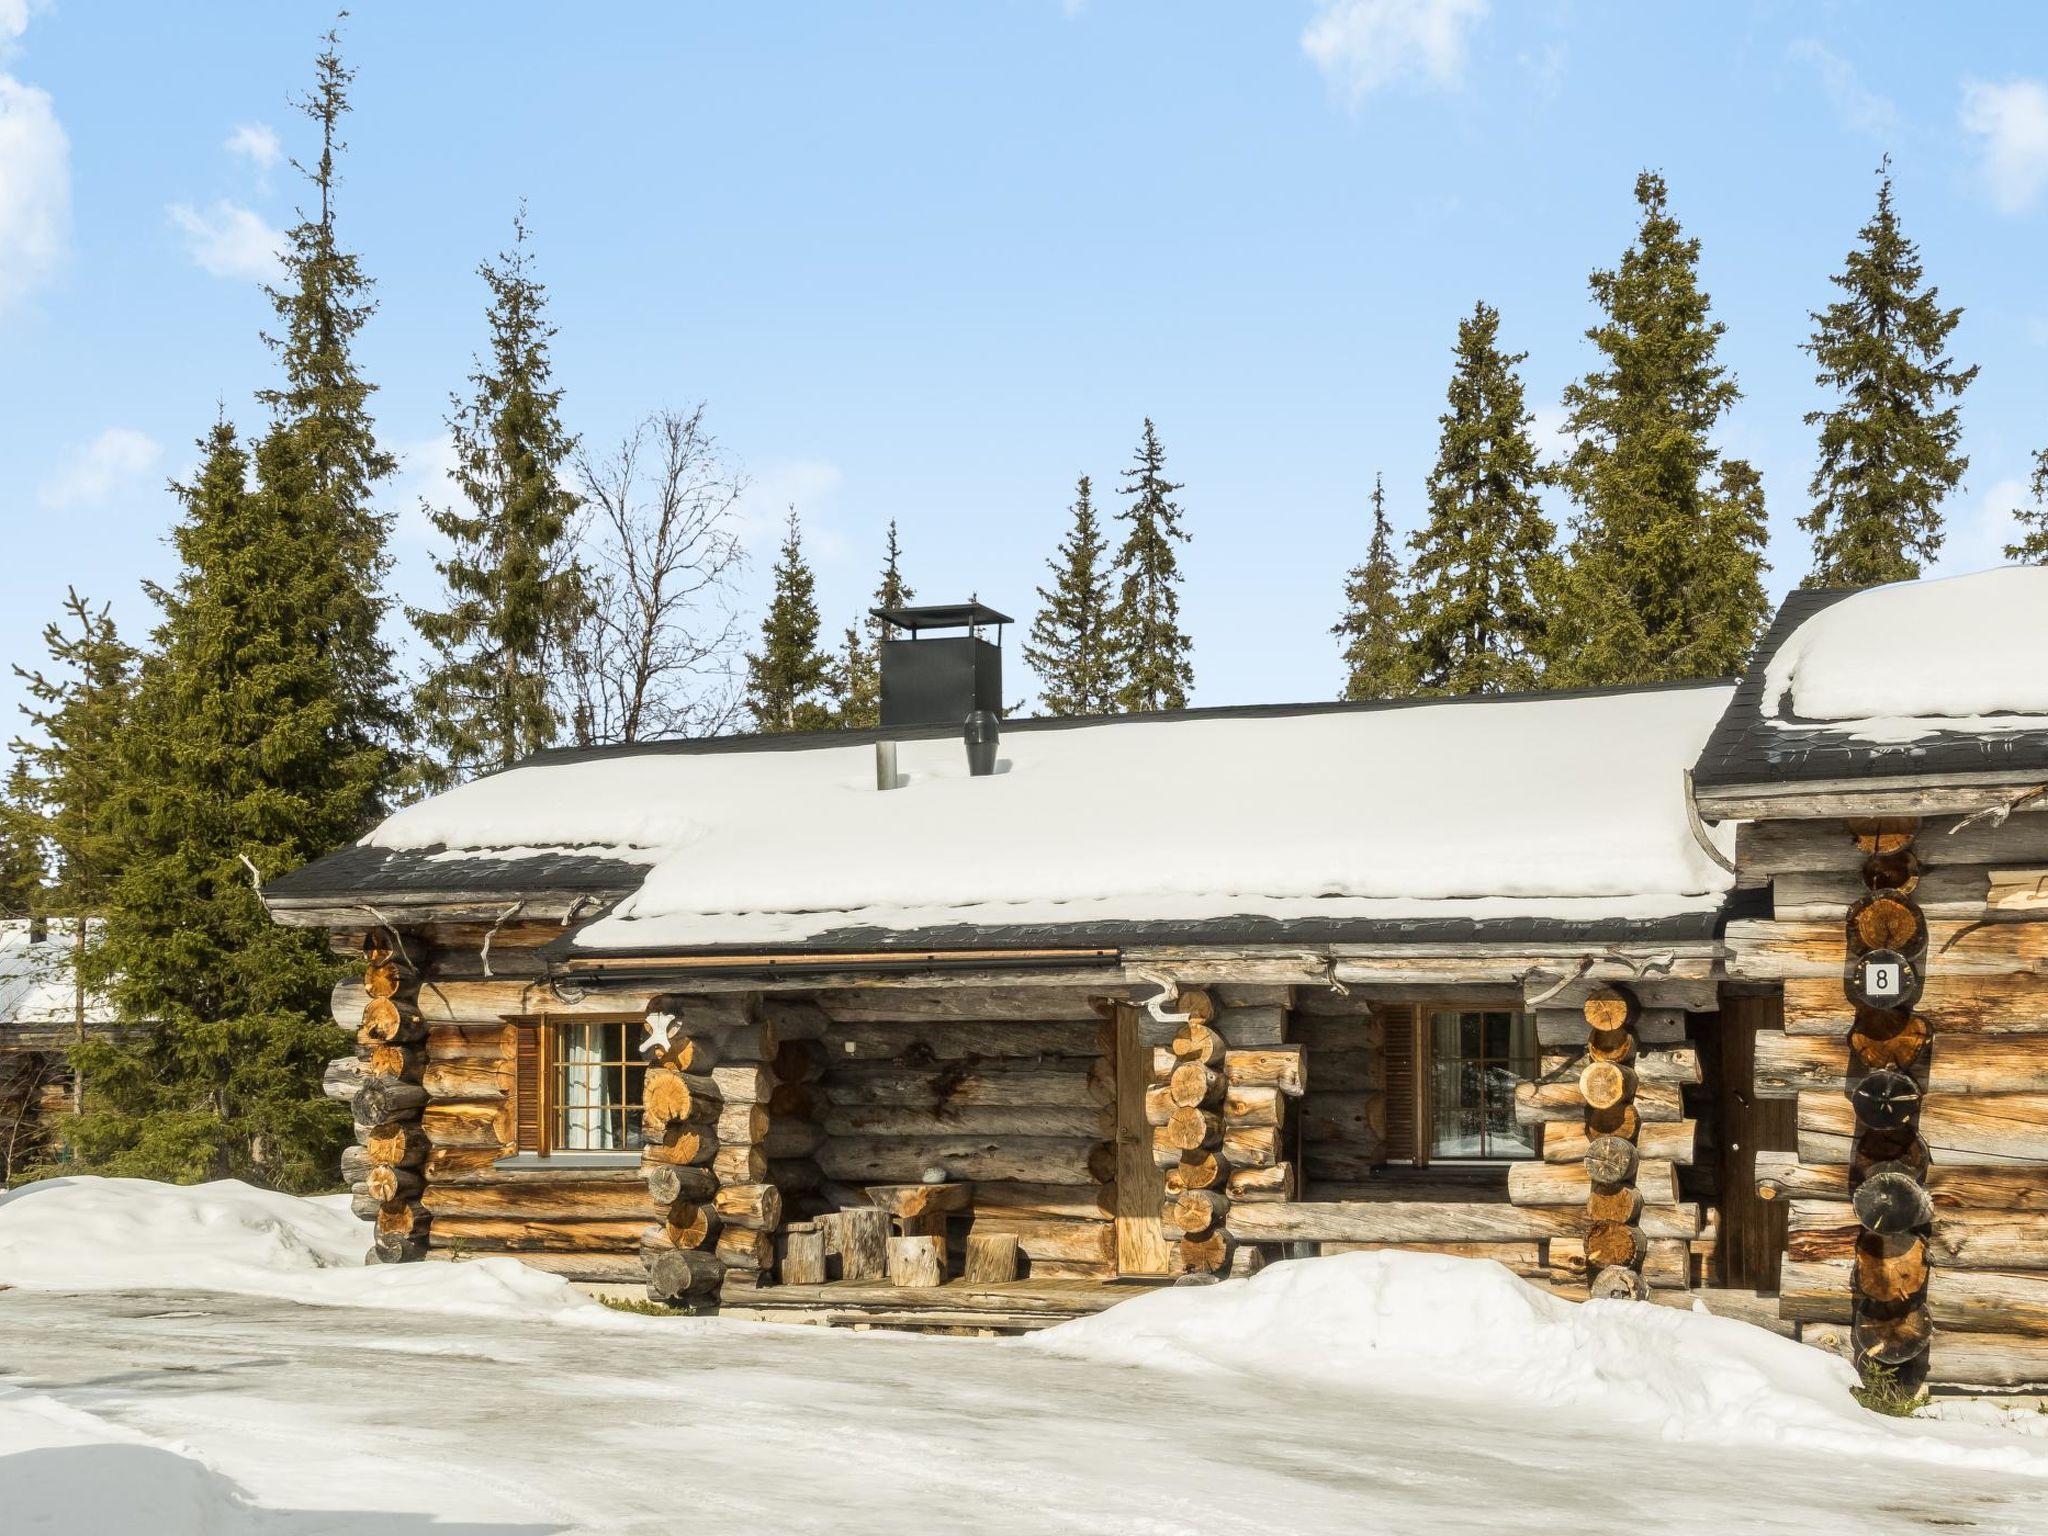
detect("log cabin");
top-left (0, 917), bottom-right (130, 1181)
top-left (264, 571), bottom-right (2048, 1383)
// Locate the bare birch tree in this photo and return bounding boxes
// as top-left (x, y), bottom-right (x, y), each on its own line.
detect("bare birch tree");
top-left (564, 407), bottom-right (747, 743)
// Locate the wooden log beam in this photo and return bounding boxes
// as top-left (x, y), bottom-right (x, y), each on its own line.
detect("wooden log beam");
top-left (1780, 1259), bottom-right (2048, 1333)
top-left (1543, 1119), bottom-right (1695, 1166)
top-left (1798, 1090), bottom-right (2048, 1165)
top-left (1730, 917), bottom-right (2048, 982)
top-left (1515, 1080), bottom-right (1683, 1124)
top-left (1508, 1158), bottom-right (1677, 1207)
top-left (1758, 1030), bottom-right (2048, 1096)
top-left (1787, 1200), bottom-right (2048, 1269)
top-left (1226, 1200), bottom-right (1699, 1245)
top-left (1755, 1152), bottom-right (2048, 1211)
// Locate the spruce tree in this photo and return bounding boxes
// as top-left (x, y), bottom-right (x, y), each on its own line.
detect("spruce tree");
top-left (70, 29), bottom-right (395, 1191)
top-left (6, 590), bottom-right (132, 938)
top-left (70, 423), bottom-right (375, 1189)
top-left (2007, 447), bottom-right (2048, 564)
top-left (745, 509), bottom-right (836, 733)
top-left (1332, 475), bottom-right (1410, 701)
top-left (0, 761), bottom-right (44, 918)
top-left (1802, 164), bottom-right (1977, 587)
top-left (1026, 475), bottom-right (1117, 716)
top-left (254, 23), bottom-right (401, 747)
top-left (1547, 171), bottom-right (1768, 686)
top-left (834, 521), bottom-right (912, 729)
top-left (412, 208), bottom-right (586, 783)
top-left (1108, 420), bottom-right (1194, 713)
top-left (1403, 304), bottom-right (1555, 695)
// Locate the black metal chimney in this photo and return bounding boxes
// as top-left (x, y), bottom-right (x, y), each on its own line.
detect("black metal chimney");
top-left (872, 601), bottom-right (1010, 731)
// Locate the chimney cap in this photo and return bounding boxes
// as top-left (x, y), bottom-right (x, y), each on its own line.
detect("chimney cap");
top-left (870, 601), bottom-right (1012, 634)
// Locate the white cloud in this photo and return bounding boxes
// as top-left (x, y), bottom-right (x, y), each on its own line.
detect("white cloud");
top-left (0, 71), bottom-right (68, 318)
top-left (224, 121), bottom-right (282, 173)
top-left (1789, 39), bottom-right (1895, 137)
top-left (1961, 78), bottom-right (2048, 214)
top-left (1301, 0), bottom-right (1488, 105)
top-left (37, 427), bottom-right (163, 510)
top-left (168, 199), bottom-right (284, 281)
top-left (0, 0), bottom-right (30, 47)
top-left (386, 433), bottom-right (463, 548)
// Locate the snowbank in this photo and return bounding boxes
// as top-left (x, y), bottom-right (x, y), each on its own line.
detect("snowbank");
top-left (1023, 1252), bottom-right (2048, 1475)
top-left (0, 1177), bottom-right (631, 1325)
top-left (1763, 566), bottom-right (2048, 731)
top-left (359, 685), bottom-right (1737, 949)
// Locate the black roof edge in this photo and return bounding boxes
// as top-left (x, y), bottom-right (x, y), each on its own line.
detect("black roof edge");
top-left (500, 676), bottom-right (1737, 774)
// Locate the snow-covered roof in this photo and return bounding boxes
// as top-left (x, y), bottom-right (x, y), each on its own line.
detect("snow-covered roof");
top-left (1760, 567), bottom-right (2048, 744)
top-left (0, 919), bottom-right (117, 1027)
top-left (322, 684), bottom-right (1738, 952)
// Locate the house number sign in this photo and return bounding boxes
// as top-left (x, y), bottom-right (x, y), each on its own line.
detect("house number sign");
top-left (1860, 948), bottom-right (1911, 1004)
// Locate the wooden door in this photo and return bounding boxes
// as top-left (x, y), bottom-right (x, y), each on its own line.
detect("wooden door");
top-left (1111, 1003), bottom-right (1170, 1275)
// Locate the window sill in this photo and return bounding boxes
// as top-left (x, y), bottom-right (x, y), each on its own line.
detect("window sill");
top-left (492, 1152), bottom-right (644, 1171)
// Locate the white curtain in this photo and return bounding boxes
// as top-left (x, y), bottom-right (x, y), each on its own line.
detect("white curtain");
top-left (561, 1027), bottom-right (616, 1150)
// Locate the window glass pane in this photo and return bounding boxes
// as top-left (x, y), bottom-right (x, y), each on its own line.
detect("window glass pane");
top-left (552, 1021), bottom-right (644, 1152)
top-left (1427, 1008), bottom-right (1536, 1160)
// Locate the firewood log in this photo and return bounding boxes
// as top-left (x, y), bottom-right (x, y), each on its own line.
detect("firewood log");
top-left (642, 1069), bottom-right (719, 1129)
top-left (711, 1064), bottom-right (777, 1105)
top-left (1862, 847), bottom-right (1921, 893)
top-left (964, 1231), bottom-right (1020, 1284)
top-left (351, 1077), bottom-right (429, 1127)
top-left (1848, 817), bottom-right (1918, 857)
top-left (1168, 1148), bottom-right (1229, 1191)
top-left (1171, 1021), bottom-right (1225, 1067)
top-left (641, 1127), bottom-right (714, 1167)
top-left (1590, 1265), bottom-right (1648, 1301)
top-left (709, 1020), bottom-right (780, 1065)
top-left (1167, 1187), bottom-right (1228, 1235)
top-left (359, 996), bottom-right (424, 1045)
top-left (1086, 1140), bottom-right (1117, 1184)
top-left (780, 1223), bottom-right (827, 1285)
top-left (1855, 1231), bottom-right (1929, 1304)
top-left (1585, 1221), bottom-right (1645, 1271)
top-left (840, 1208), bottom-right (888, 1282)
top-left (1578, 1061), bottom-right (1635, 1113)
top-left (323, 1056), bottom-right (366, 1102)
top-left (1226, 1162), bottom-right (1294, 1203)
top-left (715, 1102), bottom-right (770, 1145)
top-left (1850, 1131), bottom-right (1928, 1184)
top-left (364, 1043), bottom-right (423, 1081)
top-left (1221, 1084), bottom-right (1281, 1127)
top-left (372, 1231), bottom-right (427, 1265)
top-left (1222, 1125), bottom-right (1281, 1169)
top-left (645, 1246), bottom-right (723, 1304)
top-left (773, 1038), bottom-right (827, 1084)
top-left (1164, 1106), bottom-right (1220, 1151)
top-left (1850, 892), bottom-right (1925, 955)
top-left (661, 1203), bottom-right (717, 1249)
top-left (1585, 1101), bottom-right (1641, 1140)
top-left (714, 1182), bottom-right (784, 1232)
top-left (1179, 1229), bottom-right (1231, 1274)
top-left (644, 1163), bottom-right (717, 1207)
top-left (714, 1144), bottom-right (769, 1185)
top-left (363, 960), bottom-right (403, 999)
top-left (1144, 1084), bottom-right (1173, 1127)
top-left (887, 1234), bottom-right (946, 1288)
top-left (1586, 1027), bottom-right (1637, 1065)
top-left (1854, 1302), bottom-right (1933, 1365)
top-left (376, 1202), bottom-right (429, 1238)
top-left (365, 1164), bottom-right (423, 1205)
top-left (1849, 1009), bottom-right (1930, 1073)
top-left (716, 1226), bottom-right (774, 1271)
top-left (1176, 988), bottom-right (1216, 1029)
top-left (1583, 1134), bottom-right (1639, 1189)
top-left (361, 1123), bottom-right (429, 1168)
top-left (350, 1185), bottom-right (379, 1221)
top-left (1853, 1162), bottom-right (1934, 1234)
top-left (1085, 1055), bottom-right (1116, 1107)
top-left (1582, 985), bottom-right (1640, 1034)
top-left (762, 1118), bottom-right (825, 1159)
top-left (1168, 1061), bottom-right (1225, 1109)
top-left (340, 1144), bottom-right (370, 1183)
top-left (1585, 1185), bottom-right (1642, 1225)
top-left (1224, 1045), bottom-right (1306, 1096)
top-left (1151, 1046), bottom-right (1177, 1080)
top-left (768, 1081), bottom-right (819, 1120)
top-left (1849, 1069), bottom-right (1922, 1134)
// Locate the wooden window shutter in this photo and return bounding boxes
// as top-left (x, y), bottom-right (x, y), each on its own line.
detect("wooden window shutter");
top-left (514, 1021), bottom-right (545, 1154)
top-left (1381, 1003), bottom-right (1420, 1165)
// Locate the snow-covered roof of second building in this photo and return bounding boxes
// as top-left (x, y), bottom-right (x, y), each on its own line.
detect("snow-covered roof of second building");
top-left (1761, 566), bottom-right (2048, 741)
top-left (341, 683), bottom-right (1739, 951)
top-left (0, 920), bottom-right (118, 1027)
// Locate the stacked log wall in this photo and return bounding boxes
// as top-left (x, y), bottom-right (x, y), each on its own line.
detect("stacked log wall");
top-left (1736, 809), bottom-right (2048, 1387)
top-left (805, 984), bottom-right (1118, 1279)
top-left (1288, 988), bottom-right (1384, 1191)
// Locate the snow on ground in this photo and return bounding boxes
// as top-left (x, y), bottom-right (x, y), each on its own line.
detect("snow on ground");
top-left (5, 1181), bottom-right (2048, 1532)
top-left (357, 684), bottom-right (1737, 949)
top-left (1763, 565), bottom-right (2048, 734)
top-left (0, 1177), bottom-right (624, 1324)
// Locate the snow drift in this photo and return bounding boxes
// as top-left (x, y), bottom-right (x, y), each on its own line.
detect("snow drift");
top-left (0, 1177), bottom-right (624, 1324)
top-left (1025, 1251), bottom-right (2048, 1475)
top-left (1763, 565), bottom-right (2048, 733)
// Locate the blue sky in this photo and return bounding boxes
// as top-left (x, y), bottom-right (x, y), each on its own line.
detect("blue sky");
top-left (2, 1), bottom-right (2045, 728)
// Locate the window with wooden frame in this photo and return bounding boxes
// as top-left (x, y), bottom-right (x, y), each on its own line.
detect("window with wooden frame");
top-left (512, 1015), bottom-right (646, 1157)
top-left (1380, 1002), bottom-right (1537, 1165)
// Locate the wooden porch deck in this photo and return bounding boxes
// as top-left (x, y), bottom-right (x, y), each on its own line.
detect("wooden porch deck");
top-left (716, 1274), bottom-right (1168, 1334)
